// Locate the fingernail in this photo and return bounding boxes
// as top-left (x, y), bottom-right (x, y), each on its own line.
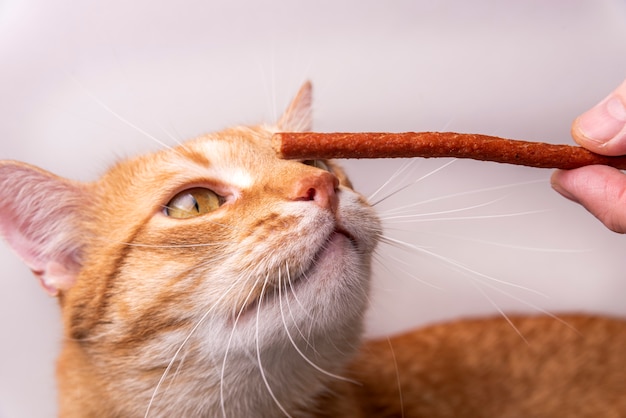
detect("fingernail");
top-left (577, 96), bottom-right (626, 145)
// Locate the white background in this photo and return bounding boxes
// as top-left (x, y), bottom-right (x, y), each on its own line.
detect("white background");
top-left (1, 1), bottom-right (625, 416)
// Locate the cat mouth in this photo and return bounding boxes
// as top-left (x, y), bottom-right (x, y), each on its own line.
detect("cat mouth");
top-left (309, 228), bottom-right (358, 269)
top-left (233, 228), bottom-right (358, 321)
top-left (279, 227), bottom-right (359, 293)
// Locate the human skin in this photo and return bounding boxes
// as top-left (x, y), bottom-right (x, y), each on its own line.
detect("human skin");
top-left (551, 79), bottom-right (626, 233)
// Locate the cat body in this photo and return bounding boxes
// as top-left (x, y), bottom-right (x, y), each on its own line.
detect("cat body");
top-left (322, 314), bottom-right (626, 417)
top-left (1, 83), bottom-right (625, 417)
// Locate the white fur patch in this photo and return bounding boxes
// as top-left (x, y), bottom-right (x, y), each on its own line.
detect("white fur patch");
top-left (223, 167), bottom-right (253, 189)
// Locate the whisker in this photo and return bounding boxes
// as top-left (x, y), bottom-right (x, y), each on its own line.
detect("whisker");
top-left (378, 180), bottom-right (545, 217)
top-left (382, 209), bottom-right (548, 224)
top-left (68, 74), bottom-right (182, 154)
top-left (163, 347), bottom-right (190, 395)
top-left (285, 265), bottom-right (314, 320)
top-left (380, 235), bottom-right (579, 341)
top-left (386, 339), bottom-right (405, 418)
top-left (278, 266), bottom-right (356, 383)
top-left (283, 266), bottom-right (318, 352)
top-left (220, 273), bottom-right (264, 418)
top-left (367, 159), bottom-right (420, 203)
top-left (379, 196), bottom-right (510, 222)
top-left (378, 252), bottom-right (444, 290)
top-left (422, 232), bottom-right (591, 253)
top-left (144, 280), bottom-right (239, 418)
top-left (153, 120), bottom-right (186, 148)
top-left (465, 270), bottom-right (580, 336)
top-left (379, 235), bottom-right (547, 297)
top-left (371, 160), bottom-right (457, 207)
top-left (255, 277), bottom-right (292, 418)
top-left (469, 280), bottom-right (530, 345)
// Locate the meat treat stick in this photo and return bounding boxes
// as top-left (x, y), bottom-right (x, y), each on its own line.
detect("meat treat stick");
top-left (272, 132), bottom-right (626, 170)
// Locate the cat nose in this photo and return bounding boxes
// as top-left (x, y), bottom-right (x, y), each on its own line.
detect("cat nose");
top-left (291, 171), bottom-right (339, 211)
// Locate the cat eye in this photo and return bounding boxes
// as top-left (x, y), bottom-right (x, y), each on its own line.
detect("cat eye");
top-left (302, 159), bottom-right (331, 172)
top-left (164, 188), bottom-right (223, 219)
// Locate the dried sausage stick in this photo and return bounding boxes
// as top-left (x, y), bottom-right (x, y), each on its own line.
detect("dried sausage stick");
top-left (272, 132), bottom-right (626, 170)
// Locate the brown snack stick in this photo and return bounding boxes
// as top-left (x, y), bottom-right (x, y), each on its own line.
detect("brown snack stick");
top-left (272, 132), bottom-right (626, 170)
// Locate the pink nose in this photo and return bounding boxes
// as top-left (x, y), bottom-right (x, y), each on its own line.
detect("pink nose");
top-left (291, 171), bottom-right (339, 211)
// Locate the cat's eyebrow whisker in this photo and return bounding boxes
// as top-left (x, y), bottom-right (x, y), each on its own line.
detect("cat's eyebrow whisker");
top-left (379, 235), bottom-right (547, 297)
top-left (371, 160), bottom-right (457, 207)
top-left (378, 179), bottom-right (545, 217)
top-left (260, 61), bottom-right (278, 123)
top-left (153, 120), bottom-right (186, 148)
top-left (69, 74), bottom-right (183, 155)
top-left (255, 278), bottom-right (293, 418)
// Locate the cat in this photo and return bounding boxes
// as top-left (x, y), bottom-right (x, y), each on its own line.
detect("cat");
top-left (1, 82), bottom-right (625, 417)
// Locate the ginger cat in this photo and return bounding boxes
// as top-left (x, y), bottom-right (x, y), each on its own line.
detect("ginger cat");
top-left (0, 82), bottom-right (625, 417)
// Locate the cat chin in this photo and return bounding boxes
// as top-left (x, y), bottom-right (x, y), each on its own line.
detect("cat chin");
top-left (231, 229), bottom-right (365, 325)
top-left (301, 229), bottom-right (356, 280)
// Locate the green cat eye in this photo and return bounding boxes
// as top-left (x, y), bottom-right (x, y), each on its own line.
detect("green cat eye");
top-left (165, 188), bottom-right (222, 219)
top-left (302, 159), bottom-right (331, 172)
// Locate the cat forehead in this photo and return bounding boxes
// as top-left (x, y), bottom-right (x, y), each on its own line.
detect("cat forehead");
top-left (102, 127), bottom-right (274, 191)
top-left (175, 134), bottom-right (259, 188)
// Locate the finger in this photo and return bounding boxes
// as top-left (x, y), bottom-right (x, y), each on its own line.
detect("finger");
top-left (551, 165), bottom-right (626, 233)
top-left (571, 79), bottom-right (626, 156)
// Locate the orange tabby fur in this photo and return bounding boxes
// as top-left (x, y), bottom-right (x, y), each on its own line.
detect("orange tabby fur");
top-left (316, 314), bottom-right (626, 417)
top-left (1, 83), bottom-right (625, 417)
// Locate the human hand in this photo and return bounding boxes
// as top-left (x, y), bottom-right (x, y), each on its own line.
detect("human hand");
top-left (551, 79), bottom-right (626, 232)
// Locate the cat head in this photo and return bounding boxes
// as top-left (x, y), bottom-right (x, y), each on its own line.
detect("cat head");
top-left (0, 82), bottom-right (381, 415)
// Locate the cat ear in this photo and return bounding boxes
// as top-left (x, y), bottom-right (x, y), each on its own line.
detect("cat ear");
top-left (0, 161), bottom-right (89, 296)
top-left (277, 81), bottom-right (313, 132)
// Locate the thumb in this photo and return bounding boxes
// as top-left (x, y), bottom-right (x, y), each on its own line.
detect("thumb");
top-left (552, 165), bottom-right (626, 233)
top-left (571, 79), bottom-right (626, 156)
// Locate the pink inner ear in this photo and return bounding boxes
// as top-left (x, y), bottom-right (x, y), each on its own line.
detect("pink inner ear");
top-left (1, 223), bottom-right (42, 268)
top-left (0, 161), bottom-right (86, 296)
top-left (0, 208), bottom-right (82, 297)
top-left (0, 214), bottom-right (68, 270)
top-left (34, 262), bottom-right (78, 297)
